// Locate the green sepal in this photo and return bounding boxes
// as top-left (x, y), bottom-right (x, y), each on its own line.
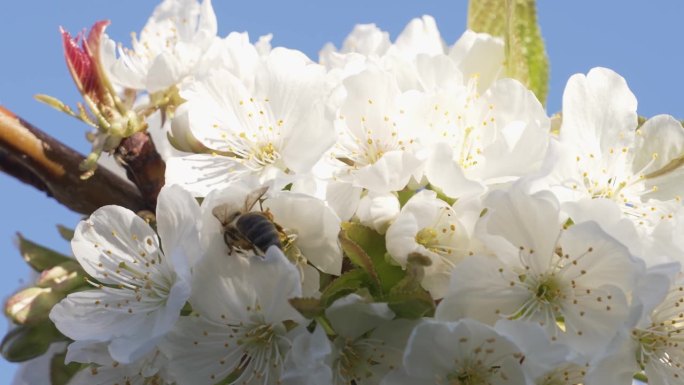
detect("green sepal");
top-left (1, 321), bottom-right (66, 363)
top-left (386, 253), bottom-right (436, 319)
top-left (180, 302), bottom-right (194, 317)
top-left (215, 369), bottom-right (242, 385)
top-left (340, 222), bottom-right (405, 295)
top-left (56, 225), bottom-right (75, 242)
top-left (50, 351), bottom-right (81, 385)
top-left (289, 297), bottom-right (325, 319)
top-left (338, 226), bottom-right (381, 293)
top-left (320, 269), bottom-right (372, 308)
top-left (396, 188), bottom-right (416, 208)
top-left (16, 234), bottom-right (72, 272)
top-left (428, 184), bottom-right (457, 206)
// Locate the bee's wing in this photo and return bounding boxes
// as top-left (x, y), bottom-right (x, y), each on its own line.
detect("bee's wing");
top-left (212, 203), bottom-right (241, 225)
top-left (244, 186), bottom-right (269, 211)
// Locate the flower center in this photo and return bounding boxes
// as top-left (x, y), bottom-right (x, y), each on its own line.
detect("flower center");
top-left (534, 276), bottom-right (563, 304)
top-left (254, 142), bottom-right (279, 166)
top-left (446, 362), bottom-right (496, 385)
top-left (240, 323), bottom-right (277, 347)
top-left (416, 227), bottom-right (438, 247)
top-left (333, 336), bottom-right (386, 384)
top-left (508, 271), bottom-right (567, 324)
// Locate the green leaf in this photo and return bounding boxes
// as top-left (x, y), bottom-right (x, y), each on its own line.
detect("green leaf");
top-left (468, 0), bottom-right (549, 105)
top-left (16, 233), bottom-right (72, 272)
top-left (320, 269), bottom-right (372, 308)
top-left (56, 225), bottom-right (75, 242)
top-left (338, 230), bottom-right (381, 293)
top-left (340, 223), bottom-right (405, 294)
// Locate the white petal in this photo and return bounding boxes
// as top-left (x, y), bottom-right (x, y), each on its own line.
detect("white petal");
top-left (635, 114), bottom-right (684, 200)
top-left (560, 67), bottom-right (637, 154)
top-left (394, 16), bottom-right (444, 57)
top-left (479, 78), bottom-right (550, 182)
top-left (494, 320), bottom-right (572, 380)
top-left (190, 245), bottom-right (303, 324)
top-left (562, 198), bottom-right (643, 258)
top-left (449, 30), bottom-right (505, 92)
top-left (401, 319), bottom-right (528, 383)
top-left (325, 294), bottom-right (394, 339)
top-left (356, 191), bottom-right (400, 234)
top-left (146, 51), bottom-right (183, 93)
top-left (325, 181), bottom-right (362, 221)
top-left (425, 142), bottom-right (484, 199)
top-left (559, 221), bottom-right (639, 294)
top-left (479, 187), bottom-right (561, 273)
top-left (281, 326), bottom-right (333, 385)
top-left (265, 192), bottom-right (343, 275)
top-left (414, 54), bottom-right (463, 92)
top-left (436, 255), bottom-right (529, 324)
top-left (165, 153), bottom-right (248, 197)
top-left (340, 23), bottom-right (391, 56)
top-left (156, 184), bottom-right (202, 270)
top-left (262, 49), bottom-right (336, 173)
top-left (354, 150), bottom-right (423, 193)
top-left (70, 206), bottom-right (159, 283)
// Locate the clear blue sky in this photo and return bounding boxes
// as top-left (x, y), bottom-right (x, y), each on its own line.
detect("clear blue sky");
top-left (1, 1), bottom-right (683, 382)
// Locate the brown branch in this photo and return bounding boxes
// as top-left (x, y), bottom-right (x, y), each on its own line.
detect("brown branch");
top-left (116, 131), bottom-right (166, 209)
top-left (0, 150), bottom-right (51, 194)
top-left (0, 106), bottom-right (147, 215)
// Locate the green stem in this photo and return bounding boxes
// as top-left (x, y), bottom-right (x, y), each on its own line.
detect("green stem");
top-left (314, 316), bottom-right (337, 337)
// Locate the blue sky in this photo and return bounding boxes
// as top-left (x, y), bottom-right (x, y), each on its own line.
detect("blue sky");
top-left (0, 1), bottom-right (683, 382)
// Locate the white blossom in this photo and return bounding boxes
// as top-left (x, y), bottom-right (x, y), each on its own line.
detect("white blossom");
top-left (381, 318), bottom-right (530, 385)
top-left (65, 342), bottom-right (172, 385)
top-left (101, 0), bottom-right (218, 93)
top-left (166, 48), bottom-right (335, 195)
top-left (284, 294), bottom-right (414, 385)
top-left (588, 264), bottom-right (684, 385)
top-left (541, 68), bottom-right (684, 237)
top-left (385, 189), bottom-right (480, 298)
top-left (437, 184), bottom-right (641, 357)
top-left (161, 246), bottom-right (304, 385)
top-left (49, 185), bottom-right (200, 363)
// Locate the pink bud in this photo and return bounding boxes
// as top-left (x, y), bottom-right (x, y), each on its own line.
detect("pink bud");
top-left (60, 20), bottom-right (110, 102)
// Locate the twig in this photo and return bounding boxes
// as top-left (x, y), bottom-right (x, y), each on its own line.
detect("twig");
top-left (0, 106), bottom-right (147, 215)
top-left (115, 131), bottom-right (166, 208)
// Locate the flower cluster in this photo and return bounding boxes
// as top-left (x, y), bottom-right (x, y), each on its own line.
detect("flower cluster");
top-left (10, 0), bottom-right (684, 384)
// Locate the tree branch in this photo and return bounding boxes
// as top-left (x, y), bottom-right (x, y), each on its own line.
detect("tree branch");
top-left (0, 106), bottom-right (147, 215)
top-left (116, 131), bottom-right (166, 209)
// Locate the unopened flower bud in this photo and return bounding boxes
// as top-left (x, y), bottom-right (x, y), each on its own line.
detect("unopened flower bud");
top-left (0, 322), bottom-right (64, 362)
top-left (5, 287), bottom-right (63, 325)
top-left (36, 261), bottom-right (85, 293)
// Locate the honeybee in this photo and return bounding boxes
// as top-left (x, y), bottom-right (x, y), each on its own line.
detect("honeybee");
top-left (212, 187), bottom-right (284, 255)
